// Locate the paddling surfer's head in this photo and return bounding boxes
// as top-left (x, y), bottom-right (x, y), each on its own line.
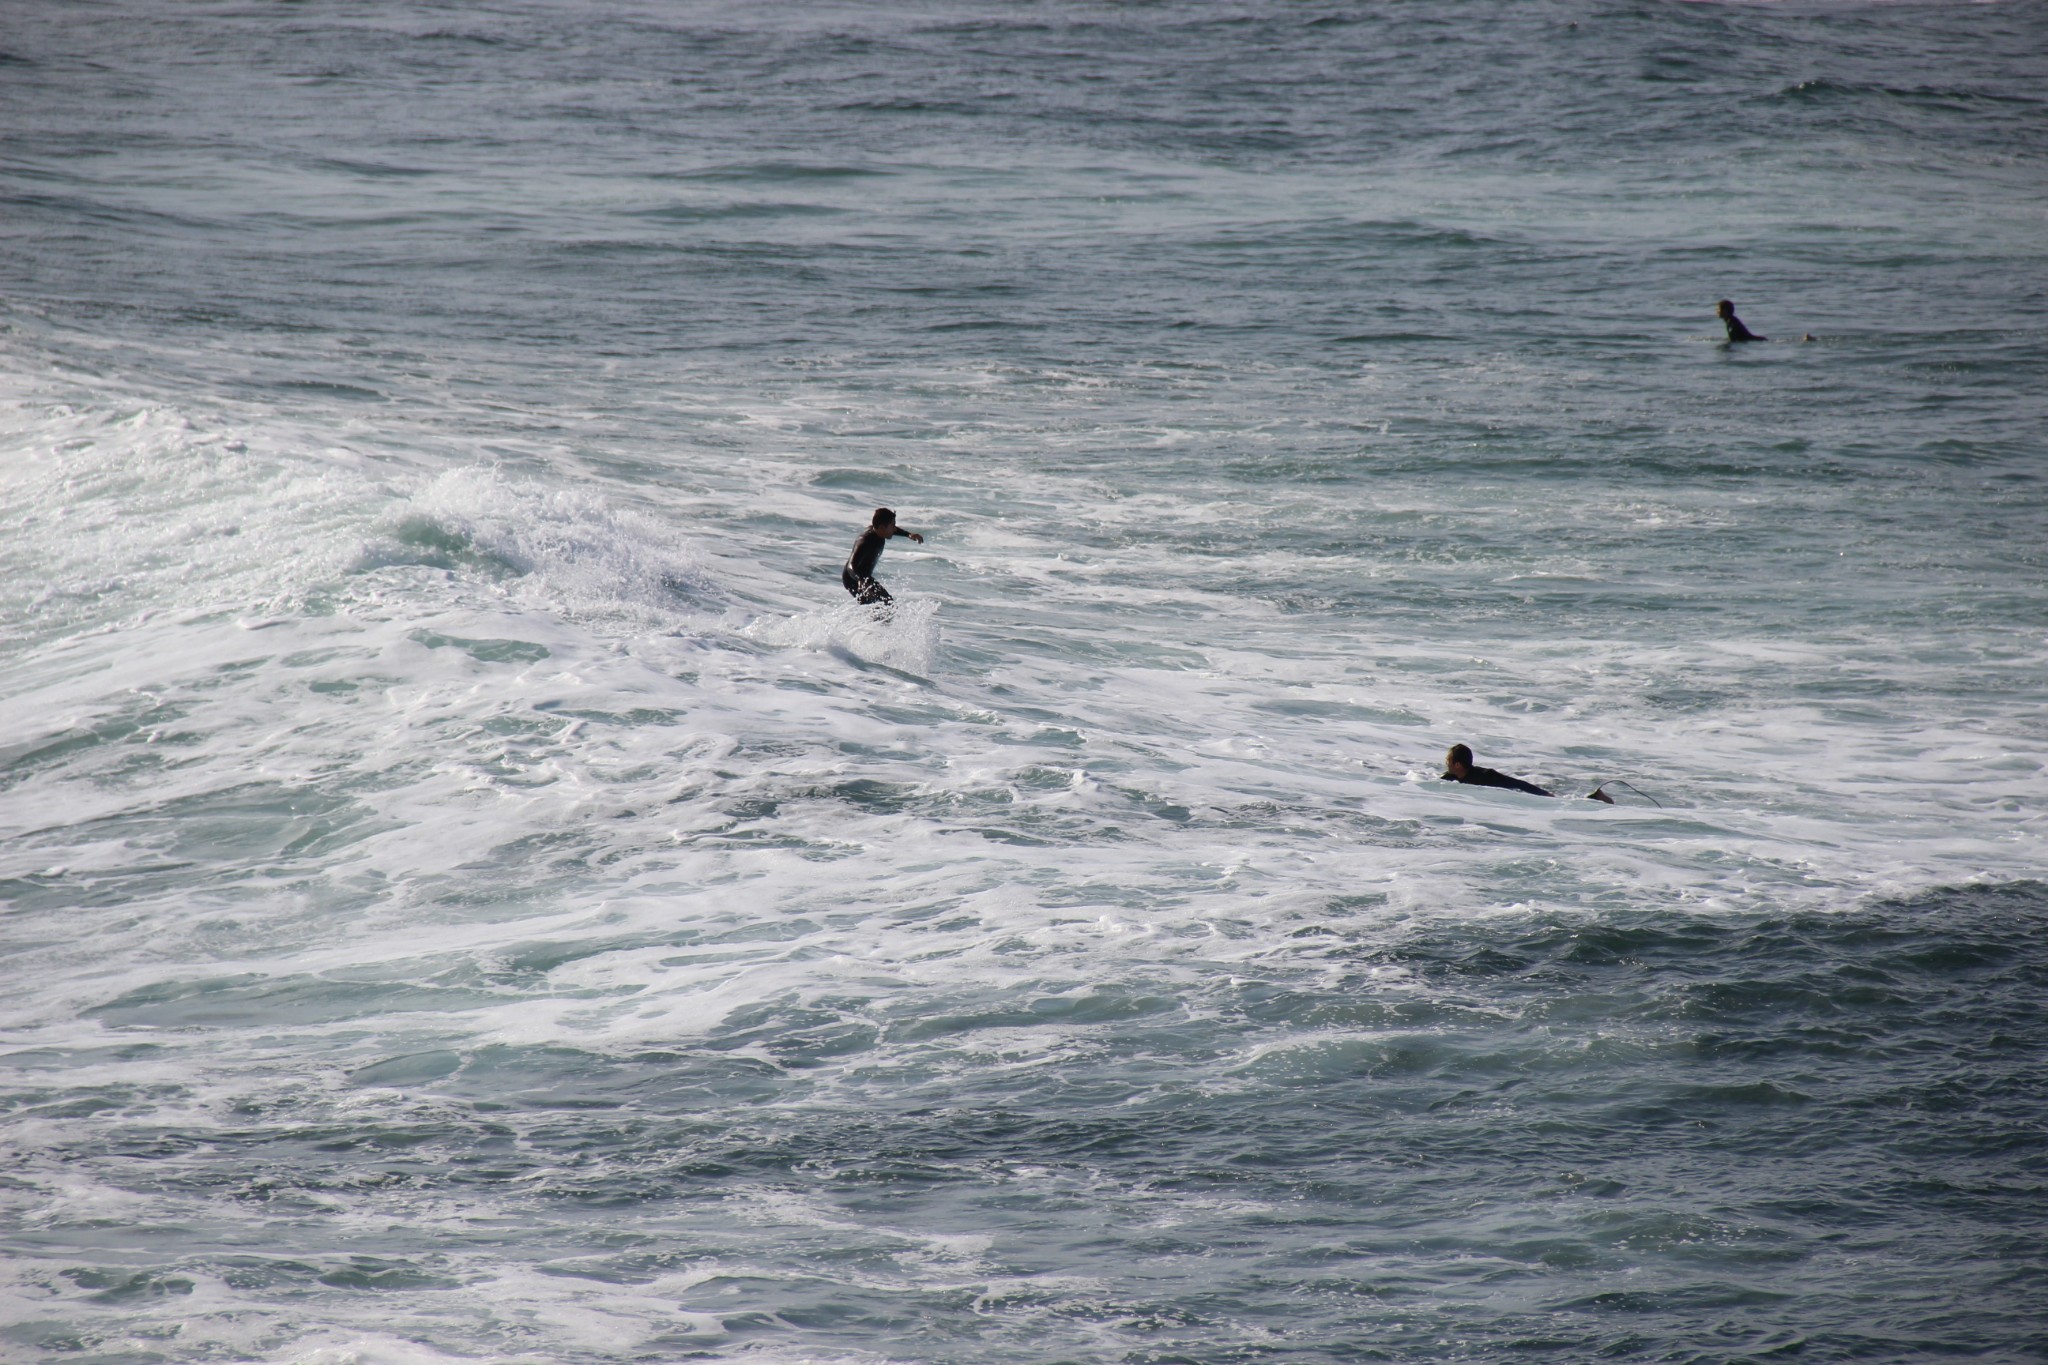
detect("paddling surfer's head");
top-left (1444, 744), bottom-right (1473, 780)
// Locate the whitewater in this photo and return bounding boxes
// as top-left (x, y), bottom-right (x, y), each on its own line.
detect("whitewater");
top-left (2, 2), bottom-right (2045, 1362)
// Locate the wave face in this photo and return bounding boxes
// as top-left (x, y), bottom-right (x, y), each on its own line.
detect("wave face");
top-left (2, 2), bottom-right (2044, 1362)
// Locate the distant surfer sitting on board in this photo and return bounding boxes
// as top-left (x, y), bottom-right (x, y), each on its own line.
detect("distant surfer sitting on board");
top-left (843, 506), bottom-right (923, 606)
top-left (1715, 299), bottom-right (1765, 343)
top-left (1442, 744), bottom-right (1615, 803)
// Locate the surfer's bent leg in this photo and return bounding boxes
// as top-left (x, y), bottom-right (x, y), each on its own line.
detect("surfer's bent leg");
top-left (843, 566), bottom-right (891, 605)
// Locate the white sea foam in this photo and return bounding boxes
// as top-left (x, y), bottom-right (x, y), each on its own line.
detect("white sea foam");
top-left (4, 5), bottom-right (2046, 1360)
top-left (388, 466), bottom-right (716, 622)
top-left (742, 597), bottom-right (942, 677)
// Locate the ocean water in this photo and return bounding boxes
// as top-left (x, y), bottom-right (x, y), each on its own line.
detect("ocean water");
top-left (3, 1), bottom-right (2046, 1362)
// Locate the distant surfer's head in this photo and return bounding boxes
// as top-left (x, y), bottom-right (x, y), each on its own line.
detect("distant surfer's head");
top-left (871, 507), bottom-right (897, 530)
top-left (1445, 743), bottom-right (1473, 777)
top-left (1715, 299), bottom-right (1736, 319)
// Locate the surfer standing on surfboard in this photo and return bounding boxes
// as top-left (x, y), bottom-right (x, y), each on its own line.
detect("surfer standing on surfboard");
top-left (843, 507), bottom-right (923, 606)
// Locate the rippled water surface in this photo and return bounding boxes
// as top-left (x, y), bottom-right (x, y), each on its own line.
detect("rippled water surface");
top-left (2, 2), bottom-right (2045, 1362)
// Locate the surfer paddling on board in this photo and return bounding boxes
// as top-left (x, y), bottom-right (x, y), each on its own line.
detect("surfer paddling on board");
top-left (843, 507), bottom-right (923, 606)
top-left (1442, 744), bottom-right (1615, 803)
top-left (1716, 299), bottom-right (1765, 343)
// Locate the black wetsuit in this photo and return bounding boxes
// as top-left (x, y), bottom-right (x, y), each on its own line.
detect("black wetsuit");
top-left (1442, 766), bottom-right (1553, 797)
top-left (1721, 311), bottom-right (1765, 343)
top-left (843, 526), bottom-right (903, 605)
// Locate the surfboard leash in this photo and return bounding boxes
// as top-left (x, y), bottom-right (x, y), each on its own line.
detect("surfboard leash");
top-left (1590, 778), bottom-right (1663, 807)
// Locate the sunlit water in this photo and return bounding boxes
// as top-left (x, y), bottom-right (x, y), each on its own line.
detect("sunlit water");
top-left (2, 3), bottom-right (2045, 1362)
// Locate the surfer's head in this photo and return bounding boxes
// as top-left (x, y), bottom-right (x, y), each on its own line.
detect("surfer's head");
top-left (1715, 299), bottom-right (1736, 319)
top-left (871, 507), bottom-right (897, 531)
top-left (1445, 743), bottom-right (1473, 779)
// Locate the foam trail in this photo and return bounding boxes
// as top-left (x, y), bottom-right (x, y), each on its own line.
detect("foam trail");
top-left (744, 596), bottom-right (943, 677)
